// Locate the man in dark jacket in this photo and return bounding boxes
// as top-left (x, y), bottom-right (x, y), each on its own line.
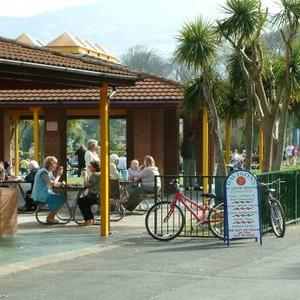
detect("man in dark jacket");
top-left (75, 144), bottom-right (86, 177)
top-left (181, 131), bottom-right (196, 189)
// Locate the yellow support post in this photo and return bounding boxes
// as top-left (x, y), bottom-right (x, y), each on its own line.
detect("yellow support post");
top-left (13, 115), bottom-right (19, 177)
top-left (259, 124), bottom-right (263, 170)
top-left (30, 107), bottom-right (40, 163)
top-left (225, 117), bottom-right (231, 165)
top-left (100, 84), bottom-right (110, 236)
top-left (202, 107), bottom-right (209, 195)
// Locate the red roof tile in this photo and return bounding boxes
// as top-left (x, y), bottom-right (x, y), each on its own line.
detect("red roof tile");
top-left (0, 76), bottom-right (183, 104)
top-left (0, 36), bottom-right (136, 77)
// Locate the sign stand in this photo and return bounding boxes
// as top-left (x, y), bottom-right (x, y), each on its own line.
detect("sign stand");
top-left (224, 170), bottom-right (262, 246)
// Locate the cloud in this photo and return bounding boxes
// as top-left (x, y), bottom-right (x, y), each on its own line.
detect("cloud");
top-left (0, 0), bottom-right (98, 17)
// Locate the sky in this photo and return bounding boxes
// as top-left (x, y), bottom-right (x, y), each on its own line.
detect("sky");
top-left (0, 0), bottom-right (279, 18)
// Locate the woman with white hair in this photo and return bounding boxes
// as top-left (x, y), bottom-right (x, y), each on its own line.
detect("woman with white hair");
top-left (85, 139), bottom-right (99, 177)
top-left (110, 154), bottom-right (122, 180)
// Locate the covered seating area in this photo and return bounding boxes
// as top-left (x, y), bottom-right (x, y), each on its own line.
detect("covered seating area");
top-left (0, 36), bottom-right (214, 236)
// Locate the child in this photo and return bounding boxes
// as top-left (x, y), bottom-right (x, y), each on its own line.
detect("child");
top-left (128, 159), bottom-right (140, 179)
top-left (78, 161), bottom-right (100, 226)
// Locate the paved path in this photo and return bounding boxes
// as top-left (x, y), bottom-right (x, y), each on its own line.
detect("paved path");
top-left (1, 219), bottom-right (300, 299)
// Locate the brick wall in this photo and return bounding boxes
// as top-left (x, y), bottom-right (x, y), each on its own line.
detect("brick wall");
top-left (164, 108), bottom-right (179, 176)
top-left (43, 109), bottom-right (67, 180)
top-left (151, 109), bottom-right (165, 172)
top-left (0, 110), bottom-right (11, 162)
top-left (126, 107), bottom-right (179, 175)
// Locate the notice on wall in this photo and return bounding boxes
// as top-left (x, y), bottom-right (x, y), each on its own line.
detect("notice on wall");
top-left (46, 122), bottom-right (58, 131)
top-left (224, 170), bottom-right (262, 246)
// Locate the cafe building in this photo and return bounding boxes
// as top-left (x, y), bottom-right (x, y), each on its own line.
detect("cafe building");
top-left (0, 33), bottom-right (214, 235)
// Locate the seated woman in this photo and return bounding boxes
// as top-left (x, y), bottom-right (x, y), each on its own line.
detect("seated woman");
top-left (110, 154), bottom-right (122, 180)
top-left (128, 159), bottom-right (140, 179)
top-left (32, 156), bottom-right (64, 224)
top-left (124, 155), bottom-right (161, 212)
top-left (23, 160), bottom-right (40, 211)
top-left (78, 161), bottom-right (100, 226)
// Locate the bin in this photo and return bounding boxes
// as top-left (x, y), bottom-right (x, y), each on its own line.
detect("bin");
top-left (0, 187), bottom-right (18, 236)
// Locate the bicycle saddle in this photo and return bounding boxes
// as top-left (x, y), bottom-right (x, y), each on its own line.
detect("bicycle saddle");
top-left (201, 192), bottom-right (216, 199)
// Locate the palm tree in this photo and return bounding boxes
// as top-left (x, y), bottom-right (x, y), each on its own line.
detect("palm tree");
top-left (227, 49), bottom-right (254, 169)
top-left (218, 0), bottom-right (300, 171)
top-left (175, 18), bottom-right (227, 176)
top-left (218, 83), bottom-right (247, 166)
top-left (217, 0), bottom-right (278, 172)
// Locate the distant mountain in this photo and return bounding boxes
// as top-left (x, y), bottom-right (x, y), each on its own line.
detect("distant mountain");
top-left (0, 0), bottom-right (221, 57)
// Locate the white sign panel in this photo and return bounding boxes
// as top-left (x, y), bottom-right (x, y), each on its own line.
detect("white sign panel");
top-left (46, 122), bottom-right (58, 132)
top-left (224, 170), bottom-right (262, 245)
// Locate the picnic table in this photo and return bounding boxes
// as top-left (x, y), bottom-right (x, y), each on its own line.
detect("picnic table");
top-left (35, 184), bottom-right (85, 225)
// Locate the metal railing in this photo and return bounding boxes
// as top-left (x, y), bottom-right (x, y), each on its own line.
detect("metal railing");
top-left (154, 170), bottom-right (300, 237)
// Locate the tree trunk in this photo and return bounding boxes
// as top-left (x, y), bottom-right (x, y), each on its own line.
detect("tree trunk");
top-left (262, 117), bottom-right (275, 172)
top-left (244, 83), bottom-right (253, 170)
top-left (273, 100), bottom-right (289, 170)
top-left (225, 117), bottom-right (231, 164)
top-left (203, 74), bottom-right (227, 176)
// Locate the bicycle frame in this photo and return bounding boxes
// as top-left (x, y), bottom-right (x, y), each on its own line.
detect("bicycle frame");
top-left (165, 191), bottom-right (223, 224)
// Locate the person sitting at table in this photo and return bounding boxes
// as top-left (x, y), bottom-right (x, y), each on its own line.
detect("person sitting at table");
top-left (110, 154), bottom-right (122, 180)
top-left (124, 155), bottom-right (161, 212)
top-left (4, 161), bottom-right (12, 180)
top-left (23, 160), bottom-right (40, 211)
top-left (78, 161), bottom-right (100, 226)
top-left (20, 159), bottom-right (29, 175)
top-left (128, 159), bottom-right (140, 179)
top-left (32, 156), bottom-right (64, 224)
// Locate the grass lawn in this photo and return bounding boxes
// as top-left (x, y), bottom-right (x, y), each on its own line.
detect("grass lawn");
top-left (67, 177), bottom-right (84, 184)
top-left (252, 164), bottom-right (300, 174)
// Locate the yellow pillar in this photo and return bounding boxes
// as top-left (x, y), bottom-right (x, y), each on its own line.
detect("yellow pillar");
top-left (202, 107), bottom-right (209, 194)
top-left (225, 117), bottom-right (231, 165)
top-left (100, 84), bottom-right (110, 236)
top-left (259, 124), bottom-right (263, 170)
top-left (30, 107), bottom-right (40, 163)
top-left (13, 115), bottom-right (19, 177)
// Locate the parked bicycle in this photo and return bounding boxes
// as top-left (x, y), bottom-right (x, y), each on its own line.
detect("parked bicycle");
top-left (260, 179), bottom-right (285, 238)
top-left (145, 180), bottom-right (224, 241)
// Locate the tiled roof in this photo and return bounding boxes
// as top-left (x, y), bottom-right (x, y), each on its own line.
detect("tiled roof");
top-left (0, 76), bottom-right (183, 104)
top-left (0, 36), bottom-right (135, 77)
top-left (113, 77), bottom-right (183, 101)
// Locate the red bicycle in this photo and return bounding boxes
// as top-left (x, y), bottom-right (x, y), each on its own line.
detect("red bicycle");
top-left (145, 180), bottom-right (224, 241)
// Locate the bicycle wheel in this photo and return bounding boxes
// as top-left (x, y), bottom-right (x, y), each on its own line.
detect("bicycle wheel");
top-left (145, 201), bottom-right (185, 241)
top-left (270, 199), bottom-right (285, 238)
top-left (208, 203), bottom-right (225, 239)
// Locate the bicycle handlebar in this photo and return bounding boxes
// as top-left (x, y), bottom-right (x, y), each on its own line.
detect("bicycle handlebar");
top-left (260, 179), bottom-right (285, 187)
